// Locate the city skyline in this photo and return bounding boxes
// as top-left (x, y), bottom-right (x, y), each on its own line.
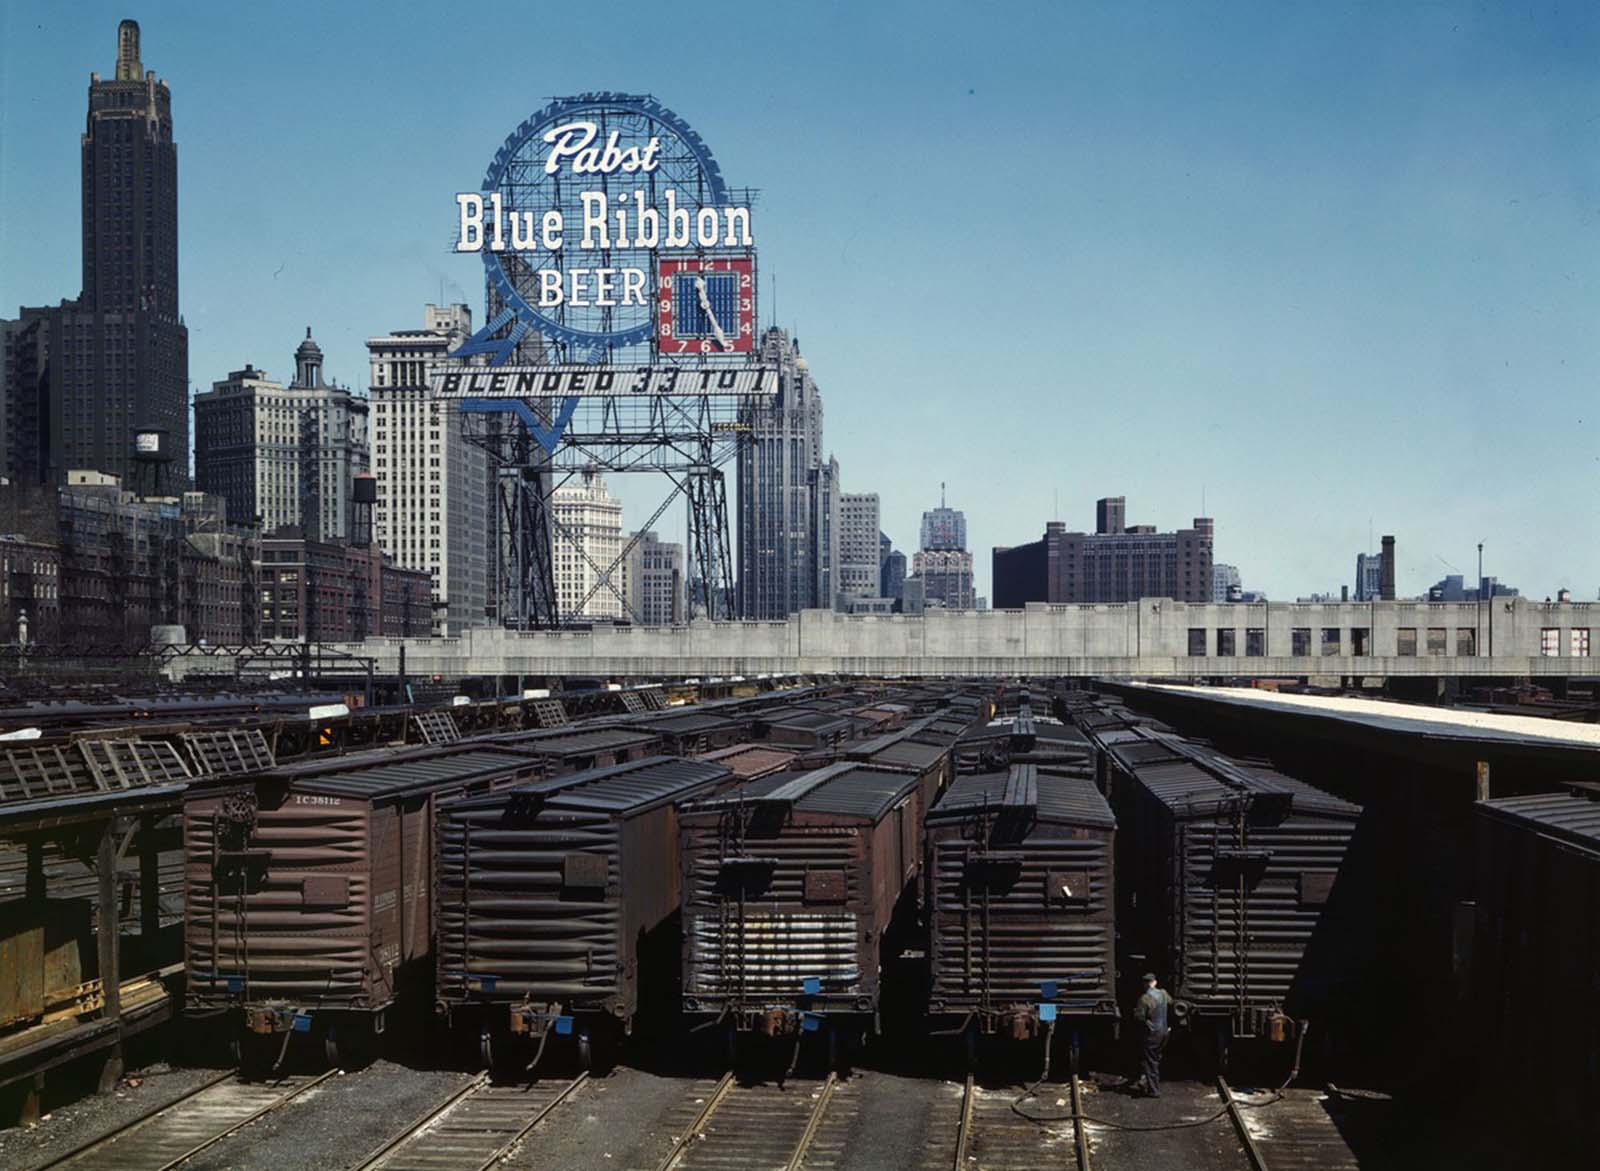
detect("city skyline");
top-left (4, 3), bottom-right (1597, 603)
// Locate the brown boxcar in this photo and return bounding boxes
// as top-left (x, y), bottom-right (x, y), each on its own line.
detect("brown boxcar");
top-left (182, 745), bottom-right (548, 1067)
top-left (924, 764), bottom-right (1117, 1068)
top-left (637, 711), bottom-right (750, 755)
top-left (1473, 787), bottom-right (1600, 1143)
top-left (433, 755), bottom-right (734, 1070)
top-left (697, 743), bottom-right (798, 780)
top-left (679, 762), bottom-right (940, 1063)
top-left (1100, 727), bottom-right (1362, 1059)
top-left (476, 726), bottom-right (659, 770)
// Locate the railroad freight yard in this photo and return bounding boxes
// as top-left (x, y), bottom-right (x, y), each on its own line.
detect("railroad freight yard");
top-left (1, 675), bottom-right (1594, 1170)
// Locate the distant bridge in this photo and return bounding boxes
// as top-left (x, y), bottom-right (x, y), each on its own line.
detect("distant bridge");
top-left (195, 598), bottom-right (1600, 683)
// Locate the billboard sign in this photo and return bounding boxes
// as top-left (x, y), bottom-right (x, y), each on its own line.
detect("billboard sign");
top-left (454, 93), bottom-right (756, 354)
top-left (431, 365), bottom-right (775, 398)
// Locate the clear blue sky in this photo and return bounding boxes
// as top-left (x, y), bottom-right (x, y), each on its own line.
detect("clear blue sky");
top-left (4, 1), bottom-right (1597, 601)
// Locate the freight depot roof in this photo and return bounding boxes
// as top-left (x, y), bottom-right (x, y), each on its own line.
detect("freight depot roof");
top-left (694, 763), bottom-right (923, 821)
top-left (929, 768), bottom-right (1115, 829)
top-left (295, 748), bottom-right (541, 799)
top-left (454, 755), bottom-right (731, 814)
top-left (1107, 728), bottom-right (1359, 820)
top-left (1478, 788), bottom-right (1600, 857)
top-left (1133, 683), bottom-right (1600, 751)
top-left (696, 743), bottom-right (797, 779)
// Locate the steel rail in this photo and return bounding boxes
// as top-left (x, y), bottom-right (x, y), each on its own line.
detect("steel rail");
top-left (654, 1071), bottom-right (735, 1171)
top-left (470, 1072), bottom-right (588, 1171)
top-left (951, 1074), bottom-right (975, 1171)
top-left (1218, 1075), bottom-right (1269, 1171)
top-left (783, 1071), bottom-right (838, 1171)
top-left (350, 1072), bottom-right (488, 1170)
top-left (42, 1068), bottom-right (337, 1171)
top-left (35, 1068), bottom-right (238, 1170)
top-left (1069, 1072), bottom-right (1092, 1171)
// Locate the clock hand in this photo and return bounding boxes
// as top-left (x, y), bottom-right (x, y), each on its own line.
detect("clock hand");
top-left (694, 275), bottom-right (731, 351)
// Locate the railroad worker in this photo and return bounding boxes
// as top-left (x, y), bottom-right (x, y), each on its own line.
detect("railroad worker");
top-left (1133, 972), bottom-right (1171, 1097)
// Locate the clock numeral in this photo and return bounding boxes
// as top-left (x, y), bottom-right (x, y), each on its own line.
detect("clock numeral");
top-left (660, 322), bottom-right (672, 338)
top-left (675, 338), bottom-right (690, 353)
top-left (740, 273), bottom-right (752, 288)
top-left (741, 299), bottom-right (752, 311)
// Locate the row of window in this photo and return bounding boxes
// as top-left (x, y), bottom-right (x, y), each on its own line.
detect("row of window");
top-left (1183, 626), bottom-right (1593, 657)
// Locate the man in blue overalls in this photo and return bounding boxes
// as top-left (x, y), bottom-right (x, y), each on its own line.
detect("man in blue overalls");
top-left (1133, 972), bottom-right (1171, 1097)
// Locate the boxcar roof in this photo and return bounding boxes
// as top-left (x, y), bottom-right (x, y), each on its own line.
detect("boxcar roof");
top-left (639, 711), bottom-right (742, 734)
top-left (861, 739), bottom-right (948, 772)
top-left (451, 755), bottom-right (730, 815)
top-left (1479, 789), bottom-right (1600, 857)
top-left (491, 727), bottom-right (659, 755)
top-left (690, 763), bottom-right (922, 821)
top-left (930, 768), bottom-right (1115, 829)
top-left (297, 748), bottom-right (540, 798)
top-left (1112, 734), bottom-right (1358, 819)
top-left (696, 743), bottom-right (798, 779)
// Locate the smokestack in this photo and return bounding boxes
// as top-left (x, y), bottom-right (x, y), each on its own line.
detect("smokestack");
top-left (1380, 535), bottom-right (1396, 601)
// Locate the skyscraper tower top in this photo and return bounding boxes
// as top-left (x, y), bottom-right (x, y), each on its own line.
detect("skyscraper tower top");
top-left (294, 327), bottom-right (326, 388)
top-left (920, 491), bottom-right (967, 552)
top-left (115, 19), bottom-right (142, 80)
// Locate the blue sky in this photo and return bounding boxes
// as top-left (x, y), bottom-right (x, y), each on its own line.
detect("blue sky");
top-left (3, 1), bottom-right (1597, 601)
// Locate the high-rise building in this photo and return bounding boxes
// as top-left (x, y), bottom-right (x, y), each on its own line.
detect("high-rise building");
top-left (623, 530), bottom-right (684, 626)
top-left (990, 498), bottom-right (1214, 604)
top-left (194, 330), bottom-right (369, 539)
top-left (914, 486), bottom-right (974, 609)
top-left (15, 22), bottom-right (188, 489)
top-left (550, 470), bottom-right (625, 621)
top-left (368, 304), bottom-right (489, 634)
top-left (738, 329), bottom-right (829, 618)
top-left (1212, 563), bottom-right (1241, 602)
top-left (1354, 551), bottom-right (1384, 601)
top-left (835, 492), bottom-right (880, 608)
top-left (880, 543), bottom-right (907, 604)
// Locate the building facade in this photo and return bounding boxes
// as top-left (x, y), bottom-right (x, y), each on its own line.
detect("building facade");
top-left (1212, 562), bottom-right (1242, 602)
top-left (738, 329), bottom-right (830, 618)
top-left (913, 547), bottom-right (976, 610)
top-left (623, 530), bottom-right (684, 626)
top-left (194, 333), bottom-right (369, 539)
top-left (550, 470), bottom-right (625, 622)
top-left (920, 492), bottom-right (967, 552)
top-left (368, 304), bottom-right (489, 635)
top-left (836, 491), bottom-right (880, 608)
top-left (257, 533), bottom-right (430, 642)
top-left (1354, 551), bottom-right (1384, 602)
top-left (990, 497), bottom-right (1215, 606)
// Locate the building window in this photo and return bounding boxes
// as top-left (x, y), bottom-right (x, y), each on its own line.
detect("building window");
top-left (1426, 627), bottom-right (1448, 656)
top-left (1291, 627), bottom-right (1311, 657)
top-left (1397, 627), bottom-right (1417, 656)
top-left (1245, 628), bottom-right (1265, 657)
top-left (1217, 628), bottom-right (1236, 656)
top-left (1351, 627), bottom-right (1370, 656)
top-left (1540, 627), bottom-right (1561, 657)
top-left (1457, 628), bottom-right (1477, 657)
top-left (1572, 629), bottom-right (1591, 657)
top-left (1321, 628), bottom-right (1341, 656)
top-left (1187, 628), bottom-right (1207, 657)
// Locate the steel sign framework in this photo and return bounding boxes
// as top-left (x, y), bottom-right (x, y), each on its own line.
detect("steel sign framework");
top-left (443, 94), bottom-right (767, 629)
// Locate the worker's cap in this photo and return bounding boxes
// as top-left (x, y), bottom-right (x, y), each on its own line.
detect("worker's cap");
top-left (1142, 972), bottom-right (1157, 983)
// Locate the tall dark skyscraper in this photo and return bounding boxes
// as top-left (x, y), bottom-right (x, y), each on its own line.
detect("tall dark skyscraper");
top-left (8, 21), bottom-right (188, 487)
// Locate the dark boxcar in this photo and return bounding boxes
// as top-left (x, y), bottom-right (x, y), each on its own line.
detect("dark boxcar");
top-left (924, 764), bottom-right (1116, 1067)
top-left (637, 711), bottom-right (749, 755)
top-left (435, 756), bottom-right (733, 1070)
top-left (760, 708), bottom-right (857, 750)
top-left (956, 707), bottom-right (1093, 773)
top-left (479, 726), bottom-right (659, 770)
top-left (1103, 728), bottom-right (1361, 1057)
top-left (183, 745), bottom-right (547, 1066)
top-left (1473, 786), bottom-right (1600, 1142)
top-left (679, 763), bottom-right (939, 1062)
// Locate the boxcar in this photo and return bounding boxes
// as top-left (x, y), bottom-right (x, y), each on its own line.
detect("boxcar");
top-left (679, 762), bottom-right (939, 1063)
top-left (637, 711), bottom-right (749, 755)
top-left (1102, 728), bottom-right (1362, 1060)
top-left (434, 756), bottom-right (733, 1070)
top-left (479, 726), bottom-right (659, 770)
top-left (183, 745), bottom-right (548, 1067)
top-left (1473, 786), bottom-right (1600, 1140)
top-left (924, 764), bottom-right (1117, 1068)
top-left (956, 708), bottom-right (1092, 773)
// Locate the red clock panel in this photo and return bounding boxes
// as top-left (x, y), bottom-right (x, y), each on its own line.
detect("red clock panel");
top-left (657, 255), bottom-right (755, 354)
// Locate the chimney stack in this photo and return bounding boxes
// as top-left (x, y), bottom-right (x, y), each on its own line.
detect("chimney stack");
top-left (1380, 534), bottom-right (1396, 601)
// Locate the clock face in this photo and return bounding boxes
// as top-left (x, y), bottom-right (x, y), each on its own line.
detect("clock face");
top-left (657, 255), bottom-right (756, 354)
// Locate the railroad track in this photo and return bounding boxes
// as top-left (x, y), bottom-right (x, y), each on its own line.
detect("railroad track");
top-left (37, 1068), bottom-right (336, 1171)
top-left (653, 1072), bottom-right (847, 1171)
top-left (1218, 1076), bottom-right (1359, 1171)
top-left (353, 1071), bottom-right (588, 1171)
top-left (953, 1074), bottom-right (1093, 1171)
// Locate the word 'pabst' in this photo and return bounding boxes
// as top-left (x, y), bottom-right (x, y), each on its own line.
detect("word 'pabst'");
top-left (541, 121), bottom-right (661, 175)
